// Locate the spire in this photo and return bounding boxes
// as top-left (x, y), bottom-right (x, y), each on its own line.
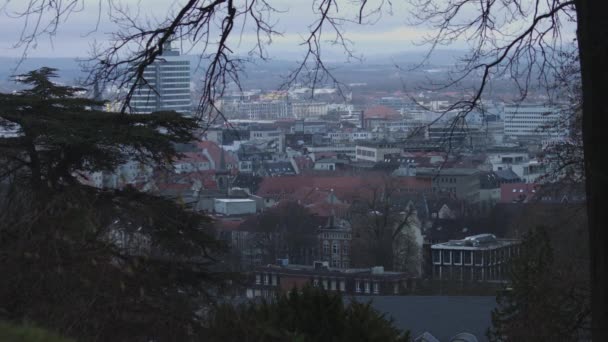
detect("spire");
top-left (219, 146), bottom-right (226, 171)
top-left (327, 189), bottom-right (336, 228)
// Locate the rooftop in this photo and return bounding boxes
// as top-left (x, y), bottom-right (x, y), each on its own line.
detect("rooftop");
top-left (257, 263), bottom-right (407, 279)
top-left (215, 198), bottom-right (256, 203)
top-left (417, 167), bottom-right (481, 177)
top-left (431, 234), bottom-right (520, 250)
top-left (363, 296), bottom-right (494, 342)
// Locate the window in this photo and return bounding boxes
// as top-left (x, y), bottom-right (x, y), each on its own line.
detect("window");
top-left (263, 274), bottom-right (269, 285)
top-left (343, 242), bottom-right (349, 256)
top-left (355, 280), bottom-right (361, 293)
top-left (332, 241), bottom-right (339, 255)
top-left (373, 282), bottom-right (379, 294)
top-left (453, 251), bottom-right (462, 264)
top-left (364, 281), bottom-right (370, 294)
top-left (331, 280), bottom-right (337, 291)
top-left (255, 274), bottom-right (261, 285)
top-left (313, 278), bottom-right (319, 287)
top-left (454, 267), bottom-right (463, 281)
top-left (432, 250), bottom-right (441, 264)
top-left (442, 250), bottom-right (451, 264)
top-left (393, 283), bottom-right (399, 294)
top-left (474, 251), bottom-right (483, 265)
top-left (322, 279), bottom-right (328, 290)
top-left (464, 251), bottom-right (473, 265)
top-left (339, 280), bottom-right (346, 292)
top-left (323, 240), bottom-right (329, 255)
top-left (474, 267), bottom-right (483, 281)
top-left (271, 274), bottom-right (277, 286)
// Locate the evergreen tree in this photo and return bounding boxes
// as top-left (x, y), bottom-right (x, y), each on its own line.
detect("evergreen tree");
top-left (203, 286), bottom-right (411, 342)
top-left (487, 226), bottom-right (590, 341)
top-left (0, 68), bottom-right (228, 341)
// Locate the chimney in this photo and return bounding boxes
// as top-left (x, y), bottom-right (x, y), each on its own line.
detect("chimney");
top-left (371, 266), bottom-right (384, 274)
top-left (360, 110), bottom-right (365, 129)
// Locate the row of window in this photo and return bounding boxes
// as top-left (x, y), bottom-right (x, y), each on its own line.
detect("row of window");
top-left (356, 149), bottom-right (376, 157)
top-left (433, 265), bottom-right (507, 281)
top-left (161, 95), bottom-right (191, 100)
top-left (432, 247), bottom-right (517, 266)
top-left (160, 84), bottom-right (190, 90)
top-left (160, 61), bottom-right (190, 66)
top-left (322, 240), bottom-right (349, 256)
top-left (158, 72), bottom-right (190, 77)
top-left (320, 232), bottom-right (350, 239)
top-left (161, 89), bottom-right (191, 95)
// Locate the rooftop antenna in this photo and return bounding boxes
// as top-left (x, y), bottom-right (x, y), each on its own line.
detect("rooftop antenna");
top-left (180, 26), bottom-right (183, 54)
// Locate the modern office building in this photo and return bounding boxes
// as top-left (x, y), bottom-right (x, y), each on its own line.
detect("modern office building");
top-left (130, 41), bottom-right (192, 115)
top-left (431, 234), bottom-right (520, 282)
top-left (503, 104), bottom-right (562, 140)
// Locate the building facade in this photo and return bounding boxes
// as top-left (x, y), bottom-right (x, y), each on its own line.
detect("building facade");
top-left (416, 168), bottom-right (482, 203)
top-left (246, 263), bottom-right (414, 298)
top-left (503, 104), bottom-right (562, 140)
top-left (355, 141), bottom-right (402, 163)
top-left (431, 234), bottom-right (520, 282)
top-left (317, 226), bottom-right (352, 268)
top-left (130, 42), bottom-right (192, 115)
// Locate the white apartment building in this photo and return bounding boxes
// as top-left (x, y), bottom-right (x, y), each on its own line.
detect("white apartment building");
top-left (327, 131), bottom-right (374, 143)
top-left (503, 104), bottom-right (562, 139)
top-left (222, 101), bottom-right (292, 120)
top-left (130, 42), bottom-right (192, 115)
top-left (355, 141), bottom-right (402, 163)
top-left (291, 102), bottom-right (329, 118)
top-left (305, 145), bottom-right (357, 161)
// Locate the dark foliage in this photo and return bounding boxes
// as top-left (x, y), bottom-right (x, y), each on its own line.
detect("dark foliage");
top-left (487, 226), bottom-right (590, 341)
top-left (0, 68), bottom-right (228, 341)
top-left (203, 286), bottom-right (410, 342)
top-left (241, 202), bottom-right (322, 266)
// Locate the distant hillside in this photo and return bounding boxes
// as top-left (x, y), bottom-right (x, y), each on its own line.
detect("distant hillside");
top-left (0, 50), bottom-right (466, 92)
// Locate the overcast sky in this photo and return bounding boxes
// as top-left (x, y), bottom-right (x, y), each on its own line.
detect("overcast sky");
top-left (0, 0), bottom-right (575, 61)
top-left (0, 0), bottom-right (445, 59)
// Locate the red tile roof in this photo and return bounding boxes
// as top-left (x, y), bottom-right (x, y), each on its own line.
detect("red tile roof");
top-left (292, 156), bottom-right (314, 171)
top-left (364, 105), bottom-right (400, 119)
top-left (256, 175), bottom-right (431, 203)
top-left (196, 140), bottom-right (238, 167)
top-left (214, 218), bottom-right (245, 231)
top-left (500, 183), bottom-right (539, 203)
top-left (176, 152), bottom-right (211, 163)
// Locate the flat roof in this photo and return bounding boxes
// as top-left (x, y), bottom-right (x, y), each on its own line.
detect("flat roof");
top-left (257, 264), bottom-right (407, 279)
top-left (214, 198), bottom-right (255, 203)
top-left (417, 167), bottom-right (480, 176)
top-left (431, 238), bottom-right (519, 250)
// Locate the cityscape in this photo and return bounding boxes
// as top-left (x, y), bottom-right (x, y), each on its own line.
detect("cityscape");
top-left (0, 1), bottom-right (599, 341)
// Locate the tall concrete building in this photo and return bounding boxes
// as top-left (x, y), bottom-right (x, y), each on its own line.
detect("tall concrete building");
top-left (130, 41), bottom-right (192, 115)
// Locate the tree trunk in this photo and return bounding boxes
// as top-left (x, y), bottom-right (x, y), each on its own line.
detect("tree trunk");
top-left (575, 1), bottom-right (608, 340)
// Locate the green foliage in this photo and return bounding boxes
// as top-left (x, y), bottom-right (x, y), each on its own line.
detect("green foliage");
top-left (0, 68), bottom-right (197, 183)
top-left (487, 226), bottom-right (590, 341)
top-left (0, 69), bottom-right (228, 341)
top-left (0, 322), bottom-right (73, 342)
top-left (203, 286), bottom-right (410, 342)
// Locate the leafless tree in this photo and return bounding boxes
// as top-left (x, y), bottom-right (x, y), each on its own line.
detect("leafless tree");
top-left (3, 0), bottom-right (608, 339)
top-left (349, 177), bottom-right (422, 274)
top-left (539, 48), bottom-right (584, 184)
top-left (2, 0), bottom-right (375, 126)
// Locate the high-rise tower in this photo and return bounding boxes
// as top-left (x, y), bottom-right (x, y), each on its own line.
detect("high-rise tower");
top-left (130, 41), bottom-right (192, 115)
